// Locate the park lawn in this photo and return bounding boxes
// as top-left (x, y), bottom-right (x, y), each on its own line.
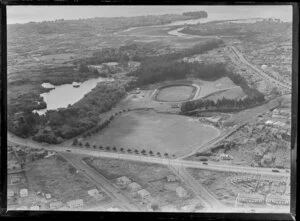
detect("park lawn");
top-left (83, 110), bottom-right (220, 156)
top-left (155, 85), bottom-right (196, 102)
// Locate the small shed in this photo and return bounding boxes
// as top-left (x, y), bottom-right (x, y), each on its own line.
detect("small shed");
top-left (116, 176), bottom-right (131, 186)
top-left (176, 186), bottom-right (187, 198)
top-left (20, 188), bottom-right (28, 198)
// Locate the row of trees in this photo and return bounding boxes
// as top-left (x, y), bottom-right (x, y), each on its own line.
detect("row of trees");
top-left (181, 93), bottom-right (265, 113)
top-left (71, 141), bottom-right (175, 158)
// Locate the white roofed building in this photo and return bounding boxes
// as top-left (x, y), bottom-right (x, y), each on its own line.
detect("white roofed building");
top-left (176, 186), bottom-right (188, 198)
top-left (116, 176), bottom-right (131, 186)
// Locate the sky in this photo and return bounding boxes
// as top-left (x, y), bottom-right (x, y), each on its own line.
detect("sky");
top-left (7, 5), bottom-right (293, 24)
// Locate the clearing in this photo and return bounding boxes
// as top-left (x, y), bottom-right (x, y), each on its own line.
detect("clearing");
top-left (84, 109), bottom-right (220, 156)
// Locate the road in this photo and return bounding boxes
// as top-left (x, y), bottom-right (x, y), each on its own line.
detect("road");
top-left (59, 152), bottom-right (141, 211)
top-left (228, 46), bottom-right (291, 90)
top-left (168, 164), bottom-right (227, 212)
top-left (8, 134), bottom-right (289, 177)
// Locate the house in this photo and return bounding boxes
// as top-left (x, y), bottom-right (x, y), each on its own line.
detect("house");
top-left (16, 206), bottom-right (28, 210)
top-left (266, 194), bottom-right (290, 205)
top-left (20, 188), bottom-right (28, 198)
top-left (116, 176), bottom-right (131, 186)
top-left (176, 186), bottom-right (188, 198)
top-left (10, 176), bottom-right (21, 185)
top-left (161, 205), bottom-right (178, 212)
top-left (50, 201), bottom-right (63, 209)
top-left (67, 199), bottom-right (84, 208)
top-left (106, 207), bottom-right (121, 211)
top-left (7, 190), bottom-right (14, 198)
top-left (166, 175), bottom-right (179, 182)
top-left (220, 153), bottom-right (233, 160)
top-left (30, 205), bottom-right (40, 210)
top-left (128, 182), bottom-right (142, 192)
top-left (237, 193), bottom-right (264, 204)
top-left (87, 189), bottom-right (99, 197)
top-left (136, 189), bottom-right (151, 199)
top-left (45, 193), bottom-right (51, 199)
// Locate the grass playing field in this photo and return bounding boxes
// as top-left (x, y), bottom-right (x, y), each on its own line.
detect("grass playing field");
top-left (155, 85), bottom-right (196, 102)
top-left (84, 110), bottom-right (220, 156)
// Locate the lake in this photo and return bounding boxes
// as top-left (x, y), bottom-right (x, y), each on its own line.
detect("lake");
top-left (33, 77), bottom-right (114, 115)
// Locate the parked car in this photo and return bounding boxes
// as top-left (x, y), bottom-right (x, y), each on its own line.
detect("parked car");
top-left (272, 169), bottom-right (279, 173)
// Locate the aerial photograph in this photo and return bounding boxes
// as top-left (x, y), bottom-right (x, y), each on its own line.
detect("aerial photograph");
top-left (6, 5), bottom-right (292, 212)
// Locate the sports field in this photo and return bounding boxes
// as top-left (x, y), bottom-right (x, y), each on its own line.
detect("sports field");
top-left (155, 85), bottom-right (197, 102)
top-left (85, 110), bottom-right (220, 155)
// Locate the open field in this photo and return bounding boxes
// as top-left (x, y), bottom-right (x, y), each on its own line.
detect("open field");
top-left (84, 157), bottom-right (205, 212)
top-left (84, 110), bottom-right (220, 156)
top-left (155, 85), bottom-right (197, 102)
top-left (204, 87), bottom-right (247, 102)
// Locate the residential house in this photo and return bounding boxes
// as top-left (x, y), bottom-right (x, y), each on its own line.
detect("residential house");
top-left (30, 205), bottom-right (40, 210)
top-left (20, 188), bottom-right (28, 198)
top-left (266, 194), bottom-right (290, 206)
top-left (50, 201), bottom-right (63, 210)
top-left (128, 182), bottom-right (142, 192)
top-left (116, 176), bottom-right (131, 186)
top-left (7, 189), bottom-right (14, 198)
top-left (67, 199), bottom-right (84, 208)
top-left (176, 186), bottom-right (188, 198)
top-left (87, 189), bottom-right (99, 197)
top-left (237, 193), bottom-right (264, 204)
top-left (136, 189), bottom-right (151, 199)
top-left (45, 193), bottom-right (52, 199)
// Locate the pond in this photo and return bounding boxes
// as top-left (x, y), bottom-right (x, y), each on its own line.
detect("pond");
top-left (33, 77), bottom-right (114, 115)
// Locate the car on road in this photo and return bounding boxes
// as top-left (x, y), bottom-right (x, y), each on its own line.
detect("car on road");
top-left (272, 169), bottom-right (279, 173)
top-left (66, 150), bottom-right (71, 152)
top-left (202, 162), bottom-right (208, 165)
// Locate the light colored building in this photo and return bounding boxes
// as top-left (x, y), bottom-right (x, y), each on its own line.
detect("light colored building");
top-left (45, 193), bottom-right (51, 199)
top-left (20, 188), bottom-right (28, 198)
top-left (10, 176), bottom-right (21, 185)
top-left (220, 153), bottom-right (233, 160)
top-left (106, 207), bottom-right (121, 211)
top-left (67, 199), bottom-right (83, 208)
top-left (237, 193), bottom-right (264, 204)
top-left (176, 186), bottom-right (188, 198)
top-left (136, 189), bottom-right (151, 199)
top-left (87, 189), bottom-right (99, 197)
top-left (50, 201), bottom-right (63, 209)
top-left (16, 206), bottom-right (28, 210)
top-left (116, 176), bottom-right (131, 186)
top-left (128, 182), bottom-right (142, 192)
top-left (30, 205), bottom-right (40, 210)
top-left (166, 175), bottom-right (179, 182)
top-left (266, 194), bottom-right (290, 205)
top-left (8, 189), bottom-right (14, 198)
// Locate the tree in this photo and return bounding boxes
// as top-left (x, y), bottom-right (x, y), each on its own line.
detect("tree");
top-left (149, 150), bottom-right (153, 155)
top-left (72, 138), bottom-right (78, 146)
top-left (120, 147), bottom-right (124, 152)
top-left (93, 144), bottom-right (97, 149)
top-left (99, 145), bottom-right (103, 150)
top-left (134, 149), bottom-right (139, 154)
top-left (164, 153), bottom-right (169, 157)
top-left (78, 142), bottom-right (82, 147)
top-left (112, 146), bottom-right (117, 152)
top-left (127, 148), bottom-right (132, 153)
top-left (85, 142), bottom-right (90, 148)
top-left (157, 152), bottom-right (161, 156)
top-left (106, 146), bottom-right (110, 151)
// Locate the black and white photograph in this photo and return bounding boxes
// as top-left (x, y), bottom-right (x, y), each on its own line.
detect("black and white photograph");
top-left (4, 4), bottom-right (295, 214)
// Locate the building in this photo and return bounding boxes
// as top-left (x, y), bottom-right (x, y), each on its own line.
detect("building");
top-left (16, 206), bottom-right (28, 210)
top-left (176, 186), bottom-right (188, 198)
top-left (166, 175), bottom-right (179, 182)
top-left (10, 176), bottom-right (21, 185)
top-left (45, 193), bottom-right (52, 199)
top-left (128, 182), bottom-right (142, 192)
top-left (136, 189), bottom-right (151, 199)
top-left (266, 194), bottom-right (290, 206)
top-left (20, 188), bottom-right (28, 198)
top-left (237, 193), bottom-right (264, 204)
top-left (87, 189), bottom-right (99, 197)
top-left (67, 199), bottom-right (84, 208)
top-left (30, 205), bottom-right (40, 210)
top-left (220, 153), bottom-right (233, 160)
top-left (50, 201), bottom-right (63, 210)
top-left (116, 176), bottom-right (131, 186)
top-left (106, 207), bottom-right (121, 211)
top-left (7, 190), bottom-right (14, 198)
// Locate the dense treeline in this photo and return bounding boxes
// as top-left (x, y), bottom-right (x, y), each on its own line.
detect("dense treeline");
top-left (129, 39), bottom-right (224, 85)
top-left (32, 81), bottom-right (126, 144)
top-left (180, 95), bottom-right (265, 114)
top-left (182, 11), bottom-right (208, 18)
